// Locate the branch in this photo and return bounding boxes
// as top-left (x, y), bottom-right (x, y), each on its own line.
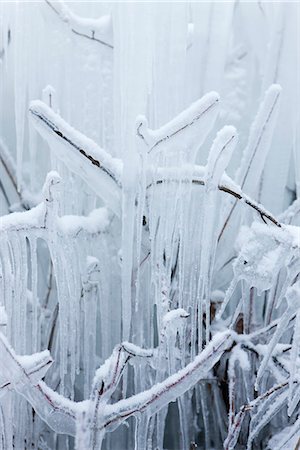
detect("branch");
top-left (0, 172), bottom-right (112, 238)
top-left (0, 138), bottom-right (24, 210)
top-left (224, 381), bottom-right (289, 450)
top-left (136, 92), bottom-right (219, 158)
top-left (29, 101), bottom-right (122, 216)
top-left (0, 172), bottom-right (61, 234)
top-left (0, 329), bottom-right (233, 443)
top-left (0, 139), bottom-right (40, 211)
top-left (0, 332), bottom-right (53, 395)
top-left (218, 84), bottom-right (282, 241)
top-left (0, 139), bottom-right (18, 194)
top-left (101, 331), bottom-right (233, 432)
top-left (44, 0), bottom-right (113, 49)
top-left (148, 168), bottom-right (281, 228)
top-left (247, 313), bottom-right (296, 343)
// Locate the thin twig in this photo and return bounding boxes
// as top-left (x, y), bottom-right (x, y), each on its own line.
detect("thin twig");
top-left (44, 0), bottom-right (113, 49)
top-left (149, 177), bottom-right (281, 228)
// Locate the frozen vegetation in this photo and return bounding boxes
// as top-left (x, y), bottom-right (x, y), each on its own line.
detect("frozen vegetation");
top-left (0, 1), bottom-right (299, 449)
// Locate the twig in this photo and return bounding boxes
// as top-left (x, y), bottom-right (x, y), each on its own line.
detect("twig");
top-left (0, 331), bottom-right (232, 442)
top-left (29, 101), bottom-right (122, 216)
top-left (0, 177), bottom-right (10, 208)
top-left (101, 331), bottom-right (233, 431)
top-left (149, 176), bottom-right (281, 228)
top-left (224, 381), bottom-right (289, 450)
top-left (44, 0), bottom-right (113, 49)
top-left (136, 92), bottom-right (219, 155)
top-left (218, 85), bottom-right (281, 241)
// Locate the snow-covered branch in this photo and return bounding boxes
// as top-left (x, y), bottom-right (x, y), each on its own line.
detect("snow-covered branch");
top-left (44, 0), bottom-right (113, 49)
top-left (136, 92), bottom-right (219, 159)
top-left (0, 329), bottom-right (233, 443)
top-left (219, 84), bottom-right (282, 240)
top-left (150, 167), bottom-right (282, 228)
top-left (29, 101), bottom-right (122, 216)
top-left (102, 331), bottom-right (233, 431)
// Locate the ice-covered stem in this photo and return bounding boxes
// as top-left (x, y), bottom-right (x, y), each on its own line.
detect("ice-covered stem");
top-left (88, 342), bottom-right (153, 448)
top-left (151, 171), bottom-right (281, 228)
top-left (0, 139), bottom-right (18, 193)
top-left (0, 138), bottom-right (25, 208)
top-left (29, 101), bottom-right (122, 216)
top-left (247, 312), bottom-right (296, 343)
top-left (0, 331), bottom-right (53, 395)
top-left (0, 334), bottom-right (152, 438)
top-left (0, 172), bottom-right (111, 239)
top-left (200, 126), bottom-right (237, 343)
top-left (0, 171), bottom-right (61, 234)
top-left (219, 84), bottom-right (282, 240)
top-left (101, 331), bottom-right (233, 432)
top-left (205, 126), bottom-right (237, 186)
top-left (90, 343), bottom-right (143, 406)
top-left (238, 84), bottom-right (282, 191)
top-left (43, 171), bottom-right (61, 206)
top-left (0, 331), bottom-right (233, 442)
top-left (224, 381), bottom-right (289, 450)
top-left (158, 309), bottom-right (190, 375)
top-left (136, 91), bottom-right (220, 158)
top-left (256, 280), bottom-right (300, 390)
top-left (44, 0), bottom-right (113, 49)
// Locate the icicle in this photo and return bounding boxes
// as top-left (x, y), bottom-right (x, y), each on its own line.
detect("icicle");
top-left (200, 126), bottom-right (237, 344)
top-left (29, 237), bottom-right (38, 352)
top-left (14, 2), bottom-right (28, 192)
top-left (236, 84), bottom-right (282, 197)
top-left (134, 413), bottom-right (150, 450)
top-left (256, 281), bottom-right (300, 390)
top-left (82, 256), bottom-right (100, 399)
top-left (247, 387), bottom-right (288, 450)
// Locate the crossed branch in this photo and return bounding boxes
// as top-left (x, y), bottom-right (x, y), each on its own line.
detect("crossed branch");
top-left (0, 327), bottom-right (233, 446)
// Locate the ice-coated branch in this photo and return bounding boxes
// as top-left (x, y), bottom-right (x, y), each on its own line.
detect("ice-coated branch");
top-left (0, 139), bottom-right (18, 194)
top-left (0, 172), bottom-right (111, 237)
top-left (205, 126), bottom-right (237, 189)
top-left (219, 84), bottom-right (282, 240)
top-left (101, 331), bottom-right (233, 431)
top-left (0, 335), bottom-right (145, 437)
top-left (0, 138), bottom-right (32, 210)
top-left (224, 381), bottom-right (289, 450)
top-left (256, 280), bottom-right (300, 390)
top-left (29, 101), bottom-right (122, 216)
top-left (136, 92), bottom-right (220, 159)
top-left (0, 330), bottom-right (233, 443)
top-left (0, 172), bottom-right (60, 234)
top-left (0, 331), bottom-right (53, 394)
top-left (44, 0), bottom-right (113, 49)
top-left (238, 84), bottom-right (282, 191)
top-left (149, 168), bottom-right (281, 228)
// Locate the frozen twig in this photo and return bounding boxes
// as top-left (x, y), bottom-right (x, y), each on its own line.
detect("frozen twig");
top-left (136, 92), bottom-right (220, 158)
top-left (44, 0), bottom-right (113, 49)
top-left (29, 101), bottom-right (122, 216)
top-left (224, 381), bottom-right (289, 450)
top-left (0, 330), bottom-right (233, 443)
top-left (219, 84), bottom-right (282, 241)
top-left (0, 172), bottom-right (111, 237)
top-left (149, 169), bottom-right (281, 228)
top-left (101, 331), bottom-right (233, 431)
top-left (0, 332), bottom-right (53, 395)
top-left (0, 138), bottom-right (29, 209)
